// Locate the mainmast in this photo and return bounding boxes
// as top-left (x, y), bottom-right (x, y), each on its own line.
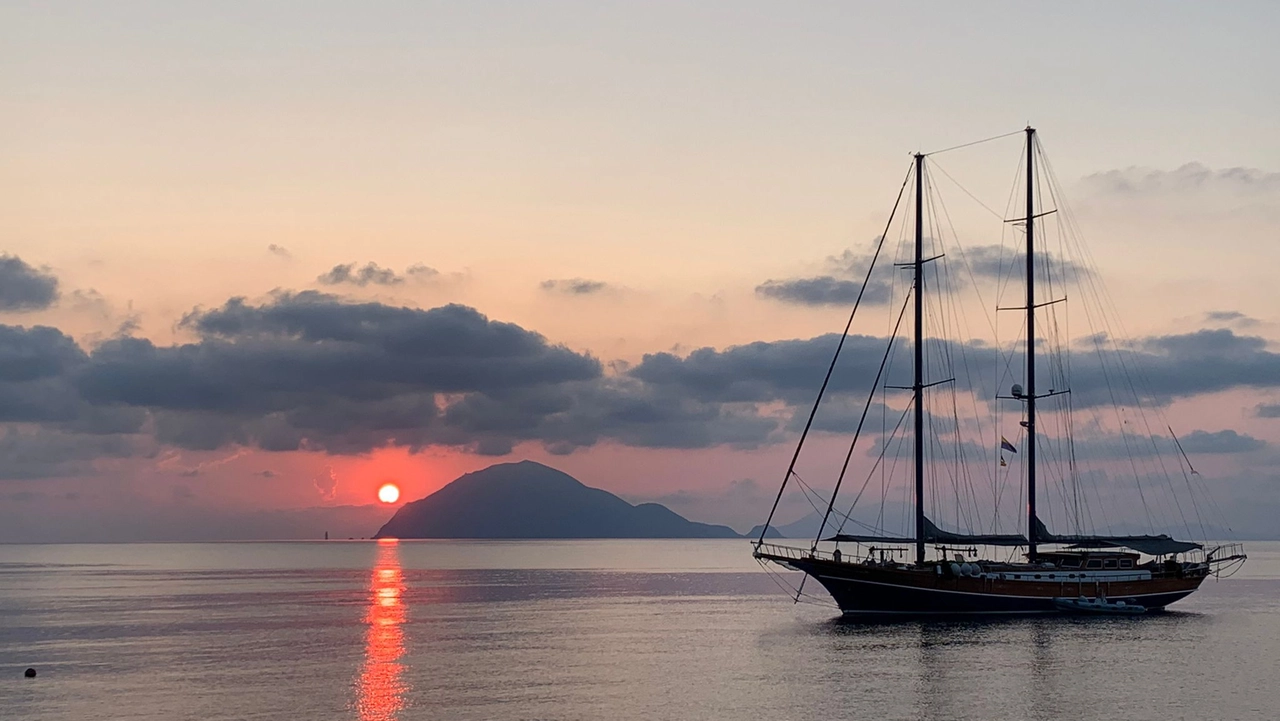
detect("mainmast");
top-left (913, 152), bottom-right (926, 566)
top-left (1024, 127), bottom-right (1039, 562)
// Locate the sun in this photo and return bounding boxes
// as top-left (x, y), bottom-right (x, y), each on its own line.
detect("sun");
top-left (377, 483), bottom-right (401, 504)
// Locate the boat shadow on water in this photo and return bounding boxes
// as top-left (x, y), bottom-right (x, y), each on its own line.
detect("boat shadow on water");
top-left (820, 607), bottom-right (1207, 634)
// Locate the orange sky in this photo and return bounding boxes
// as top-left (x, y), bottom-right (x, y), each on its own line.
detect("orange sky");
top-left (2, 2), bottom-right (1279, 540)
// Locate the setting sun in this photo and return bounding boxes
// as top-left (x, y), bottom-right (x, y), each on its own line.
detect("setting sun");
top-left (377, 483), bottom-right (401, 504)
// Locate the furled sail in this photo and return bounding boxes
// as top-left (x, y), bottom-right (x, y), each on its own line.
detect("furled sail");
top-left (828, 517), bottom-right (1028, 547)
top-left (1034, 518), bottom-right (1201, 556)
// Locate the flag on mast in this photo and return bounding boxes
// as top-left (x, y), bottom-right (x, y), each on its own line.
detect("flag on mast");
top-left (1000, 436), bottom-right (1017, 454)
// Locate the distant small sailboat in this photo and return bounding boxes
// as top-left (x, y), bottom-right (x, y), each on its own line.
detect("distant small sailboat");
top-left (753, 128), bottom-right (1247, 616)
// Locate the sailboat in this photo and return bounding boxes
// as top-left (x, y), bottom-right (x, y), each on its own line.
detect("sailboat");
top-left (752, 128), bottom-right (1247, 616)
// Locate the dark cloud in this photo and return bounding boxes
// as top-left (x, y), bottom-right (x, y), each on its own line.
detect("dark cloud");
top-left (540, 278), bottom-right (609, 295)
top-left (11, 295), bottom-right (794, 463)
top-left (755, 277), bottom-right (892, 306)
top-left (267, 244), bottom-right (293, 260)
top-left (0, 427), bottom-right (140, 479)
top-left (1066, 329), bottom-right (1280, 408)
top-left (433, 378), bottom-right (780, 454)
top-left (1207, 311), bottom-right (1247, 323)
top-left (756, 243), bottom-right (896, 308)
top-left (961, 244), bottom-right (1091, 283)
top-left (318, 262), bottom-right (404, 286)
top-left (0, 255), bottom-right (60, 312)
top-left (760, 237), bottom-right (1096, 310)
top-left (1255, 403), bottom-right (1280, 418)
top-left (627, 326), bottom-right (1280, 435)
top-left (0, 325), bottom-right (86, 383)
top-left (7, 286), bottom-right (1280, 477)
top-left (317, 262), bottom-right (439, 288)
top-left (1205, 310), bottom-right (1260, 328)
top-left (0, 325), bottom-right (93, 424)
top-left (405, 264), bottom-right (439, 280)
top-left (1177, 429), bottom-right (1266, 454)
top-left (630, 333), bottom-right (993, 405)
top-left (75, 293), bottom-right (604, 454)
top-left (1081, 163), bottom-right (1280, 196)
top-left (789, 398), bottom-right (926, 436)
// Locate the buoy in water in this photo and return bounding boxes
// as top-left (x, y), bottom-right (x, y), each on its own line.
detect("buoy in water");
top-left (24, 668), bottom-right (36, 678)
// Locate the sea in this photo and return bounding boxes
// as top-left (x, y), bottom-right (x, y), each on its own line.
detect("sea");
top-left (1, 540), bottom-right (1277, 721)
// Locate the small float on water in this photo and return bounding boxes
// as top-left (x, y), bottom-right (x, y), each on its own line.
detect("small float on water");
top-left (1054, 595), bottom-right (1146, 616)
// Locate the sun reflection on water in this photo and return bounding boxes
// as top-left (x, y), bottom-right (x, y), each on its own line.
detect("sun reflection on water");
top-left (355, 539), bottom-right (407, 721)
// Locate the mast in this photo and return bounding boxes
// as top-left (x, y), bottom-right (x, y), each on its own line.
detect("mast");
top-left (913, 152), bottom-right (926, 566)
top-left (1024, 127), bottom-right (1038, 563)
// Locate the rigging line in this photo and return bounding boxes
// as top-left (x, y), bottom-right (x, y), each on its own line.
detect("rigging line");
top-left (754, 558), bottom-right (837, 609)
top-left (1041, 156), bottom-right (1161, 534)
top-left (994, 139), bottom-right (1028, 314)
top-left (929, 158), bottom-right (1005, 222)
top-left (928, 167), bottom-right (999, 530)
top-left (827, 418), bottom-right (913, 535)
top-left (790, 471), bottom-right (837, 518)
top-left (1169, 425), bottom-right (1211, 541)
top-left (756, 164), bottom-right (913, 544)
top-left (1045, 155), bottom-right (1206, 537)
top-left (812, 291), bottom-right (914, 550)
top-left (832, 411), bottom-right (910, 536)
top-left (923, 129), bottom-right (1025, 157)
top-left (924, 179), bottom-right (974, 533)
top-left (1046, 149), bottom-right (1199, 539)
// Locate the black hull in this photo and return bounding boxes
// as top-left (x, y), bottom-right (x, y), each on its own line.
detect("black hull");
top-left (810, 570), bottom-right (1195, 616)
top-left (759, 553), bottom-right (1206, 617)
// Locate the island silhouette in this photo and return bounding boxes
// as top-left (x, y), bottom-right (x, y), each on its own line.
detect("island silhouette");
top-left (375, 460), bottom-right (741, 539)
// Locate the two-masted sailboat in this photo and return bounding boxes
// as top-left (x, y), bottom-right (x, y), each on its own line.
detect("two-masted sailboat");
top-left (753, 128), bottom-right (1246, 616)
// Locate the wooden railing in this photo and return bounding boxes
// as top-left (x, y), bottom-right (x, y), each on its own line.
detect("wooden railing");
top-left (753, 542), bottom-right (836, 563)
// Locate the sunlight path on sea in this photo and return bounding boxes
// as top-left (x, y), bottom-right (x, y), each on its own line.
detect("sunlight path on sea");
top-left (353, 539), bottom-right (407, 721)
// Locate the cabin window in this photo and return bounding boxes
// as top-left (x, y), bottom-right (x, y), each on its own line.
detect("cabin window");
top-left (1086, 560), bottom-right (1103, 569)
top-left (1061, 560), bottom-right (1080, 569)
top-left (1119, 559), bottom-right (1133, 569)
top-left (1013, 574), bottom-right (1021, 580)
top-left (1103, 559), bottom-right (1118, 569)
top-left (1068, 574), bottom-right (1076, 579)
top-left (1034, 574), bottom-right (1042, 579)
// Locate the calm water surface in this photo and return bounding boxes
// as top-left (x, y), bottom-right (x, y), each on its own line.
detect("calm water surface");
top-left (1, 540), bottom-right (1277, 720)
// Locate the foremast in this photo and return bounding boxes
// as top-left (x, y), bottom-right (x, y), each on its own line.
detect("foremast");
top-left (1023, 127), bottom-right (1039, 563)
top-left (912, 152), bottom-right (926, 566)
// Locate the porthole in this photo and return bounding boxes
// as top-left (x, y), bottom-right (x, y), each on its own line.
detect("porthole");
top-left (1034, 574), bottom-right (1041, 579)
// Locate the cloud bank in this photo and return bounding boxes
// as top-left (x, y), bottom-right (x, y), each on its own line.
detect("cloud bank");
top-left (0, 255), bottom-right (60, 312)
top-left (3, 288), bottom-right (1280, 478)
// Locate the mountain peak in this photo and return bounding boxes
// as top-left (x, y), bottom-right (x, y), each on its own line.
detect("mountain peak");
top-left (375, 461), bottom-right (740, 539)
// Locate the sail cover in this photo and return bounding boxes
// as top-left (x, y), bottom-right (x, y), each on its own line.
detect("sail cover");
top-left (828, 517), bottom-right (1028, 547)
top-left (1034, 518), bottom-right (1201, 555)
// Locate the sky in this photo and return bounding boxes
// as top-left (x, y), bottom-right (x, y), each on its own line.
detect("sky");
top-left (2, 1), bottom-right (1279, 541)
